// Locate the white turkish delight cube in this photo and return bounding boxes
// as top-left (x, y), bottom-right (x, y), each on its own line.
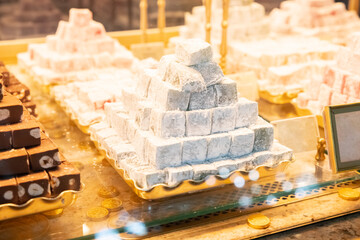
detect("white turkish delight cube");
top-left (72, 55), bottom-right (94, 71)
top-left (95, 128), bottom-right (118, 148)
top-left (78, 40), bottom-right (99, 54)
top-left (121, 87), bottom-right (141, 115)
top-left (136, 68), bottom-right (157, 98)
top-left (113, 51), bottom-right (134, 69)
top-left (229, 128), bottom-right (254, 157)
top-left (148, 76), bottom-right (191, 111)
top-left (211, 160), bottom-right (238, 178)
top-left (211, 105), bottom-right (237, 133)
top-left (185, 109), bottom-right (212, 137)
top-left (133, 129), bottom-right (152, 164)
top-left (134, 101), bottom-right (152, 131)
top-left (150, 109), bottom-right (186, 138)
top-left (109, 143), bottom-right (136, 164)
top-left (330, 92), bottom-right (348, 105)
top-left (89, 121), bottom-right (109, 139)
top-left (214, 78), bottom-right (238, 107)
top-left (112, 112), bottom-right (130, 141)
top-left (249, 117), bottom-right (274, 152)
top-left (235, 97), bottom-right (258, 128)
top-left (130, 166), bottom-right (166, 189)
top-left (94, 52), bottom-right (112, 68)
top-left (318, 84), bottom-right (333, 107)
top-left (55, 20), bottom-right (67, 38)
top-left (182, 137), bottom-right (208, 164)
top-left (97, 36), bottom-right (115, 53)
top-left (104, 102), bottom-right (125, 127)
top-left (55, 39), bottom-right (77, 53)
top-left (252, 151), bottom-right (274, 166)
top-left (69, 8), bottom-right (93, 27)
top-left (50, 57), bottom-right (73, 72)
top-left (175, 38), bottom-right (213, 66)
top-left (102, 136), bottom-right (121, 153)
top-left (145, 136), bottom-right (182, 169)
top-left (126, 120), bottom-right (138, 143)
top-left (165, 60), bottom-right (206, 92)
top-left (165, 165), bottom-right (194, 186)
top-left (158, 54), bottom-right (176, 81)
top-left (85, 91), bottom-right (114, 110)
top-left (234, 154), bottom-right (255, 172)
top-left (83, 21), bottom-right (106, 40)
top-left (188, 86), bottom-right (217, 110)
top-left (46, 35), bottom-right (57, 51)
top-left (343, 74), bottom-right (360, 99)
top-left (206, 133), bottom-right (231, 160)
top-left (271, 143), bottom-right (293, 165)
top-left (191, 163), bottom-right (217, 181)
top-left (191, 61), bottom-right (224, 87)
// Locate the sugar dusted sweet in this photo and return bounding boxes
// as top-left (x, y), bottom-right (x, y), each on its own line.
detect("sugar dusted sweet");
top-left (134, 101), bottom-right (152, 131)
top-left (185, 109), bottom-right (212, 136)
top-left (69, 8), bottom-right (92, 27)
top-left (249, 117), bottom-right (274, 152)
top-left (253, 151), bottom-right (273, 166)
top-left (165, 165), bottom-right (194, 186)
top-left (235, 97), bottom-right (258, 128)
top-left (206, 133), bottom-right (231, 160)
top-left (191, 61), bottom-right (224, 87)
top-left (191, 163), bottom-right (217, 181)
top-left (229, 128), bottom-right (254, 157)
top-left (211, 106), bottom-right (237, 133)
top-left (271, 142), bottom-right (293, 164)
top-left (182, 137), bottom-right (207, 164)
top-left (188, 86), bottom-right (217, 111)
top-left (214, 78), bottom-right (238, 107)
top-left (212, 160), bottom-right (237, 178)
top-left (234, 154), bottom-right (255, 171)
top-left (175, 38), bottom-right (213, 66)
top-left (150, 109), bottom-right (186, 138)
top-left (130, 165), bottom-right (166, 189)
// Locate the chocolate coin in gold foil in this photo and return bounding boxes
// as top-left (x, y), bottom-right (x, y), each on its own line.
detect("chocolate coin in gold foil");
top-left (98, 186), bottom-right (119, 198)
top-left (43, 208), bottom-right (64, 219)
top-left (86, 207), bottom-right (109, 221)
top-left (101, 198), bottom-right (123, 212)
top-left (247, 213), bottom-right (270, 229)
top-left (338, 188), bottom-right (360, 201)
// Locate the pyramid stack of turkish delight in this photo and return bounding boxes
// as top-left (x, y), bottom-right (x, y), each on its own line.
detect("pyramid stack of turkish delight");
top-left (229, 36), bottom-right (339, 94)
top-left (90, 39), bottom-right (293, 189)
top-left (0, 0), bottom-right (62, 40)
top-left (270, 0), bottom-right (360, 44)
top-left (18, 8), bottom-right (135, 86)
top-left (296, 32), bottom-right (360, 115)
top-left (0, 90), bottom-right (80, 205)
top-left (178, 0), bottom-right (269, 44)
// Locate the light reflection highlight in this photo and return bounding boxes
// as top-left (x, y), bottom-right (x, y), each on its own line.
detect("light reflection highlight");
top-left (249, 170), bottom-right (260, 181)
top-left (95, 229), bottom-right (121, 240)
top-left (125, 221), bottom-right (147, 236)
top-left (234, 176), bottom-right (245, 188)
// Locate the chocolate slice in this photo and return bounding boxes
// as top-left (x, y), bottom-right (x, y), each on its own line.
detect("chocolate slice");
top-left (27, 138), bottom-right (60, 171)
top-left (0, 148), bottom-right (30, 176)
top-left (0, 177), bottom-right (18, 204)
top-left (47, 161), bottom-right (81, 195)
top-left (0, 67), bottom-right (9, 87)
top-left (6, 83), bottom-right (31, 103)
top-left (0, 80), bottom-right (3, 102)
top-left (0, 93), bottom-right (23, 125)
top-left (16, 170), bottom-right (50, 204)
top-left (7, 74), bottom-right (21, 86)
top-left (10, 118), bottom-right (41, 148)
top-left (0, 125), bottom-right (12, 150)
top-left (23, 101), bottom-right (37, 117)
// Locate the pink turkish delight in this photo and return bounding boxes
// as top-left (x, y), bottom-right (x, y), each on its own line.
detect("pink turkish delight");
top-left (69, 8), bottom-right (93, 27)
top-left (330, 92), bottom-right (347, 105)
top-left (318, 83), bottom-right (333, 106)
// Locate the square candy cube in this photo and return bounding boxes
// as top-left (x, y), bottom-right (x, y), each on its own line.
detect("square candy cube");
top-left (165, 165), bottom-right (194, 187)
top-left (206, 132), bottom-right (231, 160)
top-left (175, 38), bottom-right (213, 66)
top-left (249, 117), bottom-right (274, 152)
top-left (235, 97), bottom-right (258, 128)
top-left (130, 166), bottom-right (166, 189)
top-left (185, 109), bottom-right (212, 137)
top-left (191, 163), bottom-right (217, 181)
top-left (69, 8), bottom-right (93, 27)
top-left (191, 61), bottom-right (224, 87)
top-left (150, 109), bottom-right (186, 138)
top-left (188, 86), bottom-right (217, 110)
top-left (229, 128), bottom-right (254, 157)
top-left (214, 78), bottom-right (238, 107)
top-left (211, 105), bottom-right (237, 133)
top-left (182, 137), bottom-right (208, 164)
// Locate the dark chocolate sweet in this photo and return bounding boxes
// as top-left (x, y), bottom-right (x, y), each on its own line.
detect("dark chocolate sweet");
top-left (47, 161), bottom-right (81, 195)
top-left (10, 118), bottom-right (41, 148)
top-left (0, 93), bottom-right (23, 125)
top-left (0, 177), bottom-right (18, 204)
top-left (0, 148), bottom-right (30, 176)
top-left (0, 125), bottom-right (12, 150)
top-left (23, 101), bottom-right (37, 117)
top-left (6, 83), bottom-right (31, 103)
top-left (16, 170), bottom-right (50, 204)
top-left (0, 67), bottom-right (9, 87)
top-left (27, 138), bottom-right (60, 171)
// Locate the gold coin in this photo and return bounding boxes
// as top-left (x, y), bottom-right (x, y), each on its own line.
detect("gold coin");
top-left (43, 208), bottom-right (64, 219)
top-left (98, 186), bottom-right (119, 198)
top-left (247, 213), bottom-right (271, 229)
top-left (101, 198), bottom-right (123, 212)
top-left (338, 188), bottom-right (360, 201)
top-left (86, 207), bottom-right (109, 221)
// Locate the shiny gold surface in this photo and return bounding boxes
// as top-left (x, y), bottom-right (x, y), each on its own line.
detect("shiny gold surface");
top-left (338, 188), bottom-right (360, 201)
top-left (247, 213), bottom-right (271, 229)
top-left (205, 0), bottom-right (212, 43)
top-left (315, 138), bottom-right (326, 162)
top-left (157, 0), bottom-right (166, 44)
top-left (140, 0), bottom-right (148, 43)
top-left (219, 0), bottom-right (229, 74)
top-left (260, 89), bottom-right (302, 105)
top-left (293, 100), bottom-right (324, 128)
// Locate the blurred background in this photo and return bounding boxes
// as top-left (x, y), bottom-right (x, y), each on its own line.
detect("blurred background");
top-left (0, 0), bottom-right (351, 40)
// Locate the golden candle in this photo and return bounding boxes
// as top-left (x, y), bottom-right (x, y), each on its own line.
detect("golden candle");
top-left (204, 0), bottom-right (212, 43)
top-left (140, 0), bottom-right (148, 43)
top-left (349, 0), bottom-right (359, 14)
top-left (157, 0), bottom-right (166, 44)
top-left (220, 0), bottom-right (229, 74)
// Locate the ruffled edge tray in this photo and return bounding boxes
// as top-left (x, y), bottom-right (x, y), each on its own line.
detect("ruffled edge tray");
top-left (292, 100), bottom-right (324, 128)
top-left (92, 138), bottom-right (294, 200)
top-left (259, 88), bottom-right (303, 104)
top-left (0, 184), bottom-right (84, 221)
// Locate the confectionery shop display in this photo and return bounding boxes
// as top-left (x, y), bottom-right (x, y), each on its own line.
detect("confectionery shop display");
top-left (2, 1), bottom-right (360, 239)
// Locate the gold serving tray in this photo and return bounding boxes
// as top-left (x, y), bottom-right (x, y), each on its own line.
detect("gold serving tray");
top-left (92, 139), bottom-right (294, 200)
top-left (259, 89), bottom-right (303, 105)
top-left (292, 100), bottom-right (324, 128)
top-left (0, 186), bottom-right (82, 221)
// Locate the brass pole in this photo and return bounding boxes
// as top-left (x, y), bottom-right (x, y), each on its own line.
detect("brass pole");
top-left (157, 0), bottom-right (166, 44)
top-left (140, 0), bottom-right (148, 43)
top-left (220, 0), bottom-right (229, 74)
top-left (204, 0), bottom-right (212, 43)
top-left (349, 0), bottom-right (359, 14)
